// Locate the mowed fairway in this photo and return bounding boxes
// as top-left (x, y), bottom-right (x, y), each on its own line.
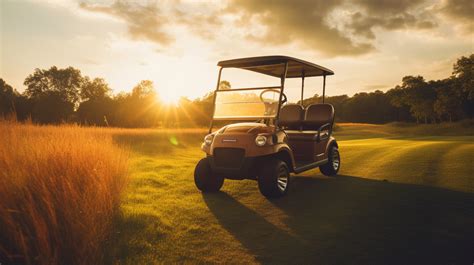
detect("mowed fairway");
top-left (108, 123), bottom-right (474, 264)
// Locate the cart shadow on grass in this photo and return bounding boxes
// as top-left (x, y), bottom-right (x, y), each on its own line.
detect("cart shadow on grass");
top-left (203, 175), bottom-right (474, 265)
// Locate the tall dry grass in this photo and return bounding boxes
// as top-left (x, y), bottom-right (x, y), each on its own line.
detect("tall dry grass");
top-left (0, 121), bottom-right (128, 265)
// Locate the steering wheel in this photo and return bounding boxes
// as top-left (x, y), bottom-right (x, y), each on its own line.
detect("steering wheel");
top-left (259, 89), bottom-right (287, 117)
top-left (259, 89), bottom-right (287, 104)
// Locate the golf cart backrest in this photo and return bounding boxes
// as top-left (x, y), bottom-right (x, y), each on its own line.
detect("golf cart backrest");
top-left (279, 104), bottom-right (304, 130)
top-left (304, 104), bottom-right (334, 131)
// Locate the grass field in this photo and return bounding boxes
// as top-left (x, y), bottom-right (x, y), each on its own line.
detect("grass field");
top-left (108, 122), bottom-right (474, 264)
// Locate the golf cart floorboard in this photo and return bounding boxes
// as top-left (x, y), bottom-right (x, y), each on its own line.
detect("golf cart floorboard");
top-left (294, 159), bottom-right (328, 174)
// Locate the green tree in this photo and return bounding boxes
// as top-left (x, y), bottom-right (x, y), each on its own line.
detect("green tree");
top-left (77, 98), bottom-right (114, 126)
top-left (77, 77), bottom-right (113, 126)
top-left (386, 86), bottom-right (412, 122)
top-left (191, 91), bottom-right (215, 126)
top-left (32, 91), bottom-right (75, 124)
top-left (0, 78), bottom-right (18, 116)
top-left (132, 80), bottom-right (156, 99)
top-left (80, 77), bottom-right (111, 101)
top-left (452, 54), bottom-right (474, 99)
top-left (400, 76), bottom-right (437, 123)
top-left (219, 80), bottom-right (231, 90)
top-left (23, 66), bottom-right (83, 123)
top-left (432, 79), bottom-right (462, 122)
top-left (451, 54), bottom-right (474, 118)
top-left (24, 66), bottom-right (82, 104)
top-left (112, 80), bottom-right (159, 127)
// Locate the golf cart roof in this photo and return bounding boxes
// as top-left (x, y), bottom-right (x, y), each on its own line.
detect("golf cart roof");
top-left (217, 55), bottom-right (334, 78)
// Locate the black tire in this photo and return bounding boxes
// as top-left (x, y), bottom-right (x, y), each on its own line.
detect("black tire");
top-left (319, 145), bottom-right (340, 176)
top-left (194, 157), bottom-right (224, 192)
top-left (258, 159), bottom-right (290, 198)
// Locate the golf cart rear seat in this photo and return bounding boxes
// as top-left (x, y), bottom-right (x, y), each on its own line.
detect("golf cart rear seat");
top-left (282, 103), bottom-right (334, 162)
top-left (283, 104), bottom-right (334, 141)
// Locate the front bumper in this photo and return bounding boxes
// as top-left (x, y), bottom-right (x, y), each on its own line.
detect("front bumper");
top-left (208, 155), bottom-right (257, 180)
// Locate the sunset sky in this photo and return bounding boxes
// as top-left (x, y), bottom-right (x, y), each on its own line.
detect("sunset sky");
top-left (1, 0), bottom-right (473, 104)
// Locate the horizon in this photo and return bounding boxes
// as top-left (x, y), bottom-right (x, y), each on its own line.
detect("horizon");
top-left (1, 0), bottom-right (473, 104)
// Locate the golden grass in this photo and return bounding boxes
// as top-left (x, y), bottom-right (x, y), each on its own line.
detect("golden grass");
top-left (0, 121), bottom-right (129, 265)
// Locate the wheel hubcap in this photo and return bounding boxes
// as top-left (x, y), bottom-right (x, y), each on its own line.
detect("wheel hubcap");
top-left (332, 150), bottom-right (340, 171)
top-left (277, 167), bottom-right (289, 191)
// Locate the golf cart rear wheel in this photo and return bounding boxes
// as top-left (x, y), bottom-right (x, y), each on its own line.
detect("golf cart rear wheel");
top-left (258, 159), bottom-right (290, 198)
top-left (319, 146), bottom-right (340, 176)
top-left (194, 157), bottom-right (224, 192)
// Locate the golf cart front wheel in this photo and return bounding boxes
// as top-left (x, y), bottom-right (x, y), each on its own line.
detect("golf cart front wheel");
top-left (319, 146), bottom-right (340, 176)
top-left (194, 157), bottom-right (224, 192)
top-left (258, 159), bottom-right (290, 198)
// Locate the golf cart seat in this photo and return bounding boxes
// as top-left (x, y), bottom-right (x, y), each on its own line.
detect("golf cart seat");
top-left (279, 104), bottom-right (304, 130)
top-left (304, 103), bottom-right (334, 131)
top-left (285, 104), bottom-right (334, 141)
top-left (284, 104), bottom-right (335, 162)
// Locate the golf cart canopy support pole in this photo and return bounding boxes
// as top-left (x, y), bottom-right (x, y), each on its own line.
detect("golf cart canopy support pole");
top-left (301, 71), bottom-right (305, 105)
top-left (322, 74), bottom-right (326, 103)
top-left (275, 62), bottom-right (289, 127)
top-left (208, 67), bottom-right (223, 133)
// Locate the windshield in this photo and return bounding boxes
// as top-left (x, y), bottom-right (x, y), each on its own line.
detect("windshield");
top-left (213, 87), bottom-right (282, 120)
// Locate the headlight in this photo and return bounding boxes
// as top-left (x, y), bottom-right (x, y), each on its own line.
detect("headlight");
top-left (255, 135), bottom-right (267, 146)
top-left (204, 134), bottom-right (214, 145)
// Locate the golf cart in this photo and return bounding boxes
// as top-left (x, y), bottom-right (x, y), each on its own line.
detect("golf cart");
top-left (194, 56), bottom-right (340, 198)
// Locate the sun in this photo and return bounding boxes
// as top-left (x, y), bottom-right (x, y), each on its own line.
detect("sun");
top-left (159, 91), bottom-right (181, 106)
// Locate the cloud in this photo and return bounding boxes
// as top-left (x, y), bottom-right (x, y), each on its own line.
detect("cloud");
top-left (223, 0), bottom-right (373, 56)
top-left (220, 0), bottom-right (439, 56)
top-left (348, 12), bottom-right (436, 39)
top-left (79, 0), bottom-right (173, 45)
top-left (76, 0), bottom-right (470, 57)
top-left (354, 0), bottom-right (425, 14)
top-left (78, 0), bottom-right (224, 45)
top-left (344, 0), bottom-right (437, 39)
top-left (437, 0), bottom-right (474, 34)
top-left (173, 7), bottom-right (223, 40)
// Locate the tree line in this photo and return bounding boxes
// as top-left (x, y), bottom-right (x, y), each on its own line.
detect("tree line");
top-left (303, 54), bottom-right (473, 123)
top-left (0, 67), bottom-right (211, 127)
top-left (0, 54), bottom-right (472, 127)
